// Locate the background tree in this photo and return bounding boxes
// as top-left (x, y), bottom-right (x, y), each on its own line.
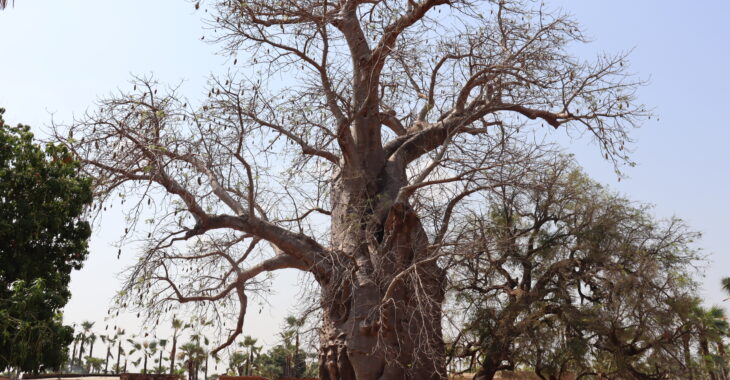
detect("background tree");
top-left (99, 334), bottom-right (114, 374)
top-left (0, 108), bottom-right (92, 373)
top-left (169, 318), bottom-right (185, 375)
top-left (57, 1), bottom-right (647, 378)
top-left (283, 315), bottom-right (307, 377)
top-left (69, 325), bottom-right (79, 369)
top-left (86, 331), bottom-right (97, 373)
top-left (447, 158), bottom-right (702, 379)
top-left (240, 335), bottom-right (261, 376)
top-left (114, 328), bottom-right (126, 374)
top-left (84, 357), bottom-right (104, 374)
top-left (227, 351), bottom-right (247, 376)
top-left (76, 321), bottom-right (94, 370)
top-left (155, 338), bottom-right (169, 374)
top-left (178, 341), bottom-right (206, 380)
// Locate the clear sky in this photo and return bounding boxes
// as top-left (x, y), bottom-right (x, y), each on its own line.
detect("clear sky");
top-left (1, 0), bottom-right (728, 368)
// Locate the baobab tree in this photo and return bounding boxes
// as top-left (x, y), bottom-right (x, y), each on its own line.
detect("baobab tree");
top-left (56, 1), bottom-right (647, 379)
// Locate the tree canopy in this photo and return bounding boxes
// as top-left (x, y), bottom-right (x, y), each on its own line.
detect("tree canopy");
top-left (55, 1), bottom-right (648, 378)
top-left (0, 108), bottom-right (92, 372)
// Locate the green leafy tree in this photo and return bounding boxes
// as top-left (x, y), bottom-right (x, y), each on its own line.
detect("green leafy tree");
top-left (85, 357), bottom-right (105, 374)
top-left (0, 108), bottom-right (92, 373)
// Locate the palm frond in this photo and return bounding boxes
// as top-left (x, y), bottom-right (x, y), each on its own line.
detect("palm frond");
top-left (0, 0), bottom-right (12, 10)
top-left (722, 277), bottom-right (730, 295)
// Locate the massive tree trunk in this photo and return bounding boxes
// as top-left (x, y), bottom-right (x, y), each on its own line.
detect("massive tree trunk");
top-left (318, 166), bottom-right (446, 380)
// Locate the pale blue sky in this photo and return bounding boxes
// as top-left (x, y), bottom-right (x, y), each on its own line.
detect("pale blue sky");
top-left (1, 0), bottom-right (728, 364)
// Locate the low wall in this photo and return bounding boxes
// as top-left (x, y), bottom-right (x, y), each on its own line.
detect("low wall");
top-left (23, 374), bottom-right (181, 380)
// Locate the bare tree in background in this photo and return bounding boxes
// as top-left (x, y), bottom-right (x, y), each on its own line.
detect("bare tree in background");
top-left (55, 1), bottom-right (648, 379)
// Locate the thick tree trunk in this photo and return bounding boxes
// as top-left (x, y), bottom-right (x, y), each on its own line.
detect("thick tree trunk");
top-left (319, 173), bottom-right (446, 380)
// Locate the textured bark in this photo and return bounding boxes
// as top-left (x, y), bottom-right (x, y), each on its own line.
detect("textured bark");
top-left (58, 2), bottom-right (647, 380)
top-left (317, 165), bottom-right (446, 380)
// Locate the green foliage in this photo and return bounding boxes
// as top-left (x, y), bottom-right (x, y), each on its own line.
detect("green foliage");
top-left (0, 108), bottom-right (92, 372)
top-left (449, 158), bottom-right (704, 378)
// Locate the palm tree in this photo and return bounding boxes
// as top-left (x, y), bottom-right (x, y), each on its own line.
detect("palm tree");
top-left (78, 321), bottom-right (95, 370)
top-left (722, 277), bottom-right (730, 301)
top-left (86, 333), bottom-right (97, 373)
top-left (100, 334), bottom-right (116, 374)
top-left (239, 336), bottom-right (261, 376)
top-left (169, 318), bottom-right (185, 375)
top-left (156, 339), bottom-right (169, 373)
top-left (115, 328), bottom-right (126, 374)
top-left (284, 315), bottom-right (306, 376)
top-left (179, 342), bottom-right (206, 380)
top-left (228, 351), bottom-right (247, 376)
top-left (69, 324), bottom-right (79, 369)
top-left (128, 339), bottom-right (157, 374)
top-left (708, 306), bottom-right (729, 380)
top-left (695, 305), bottom-right (729, 380)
